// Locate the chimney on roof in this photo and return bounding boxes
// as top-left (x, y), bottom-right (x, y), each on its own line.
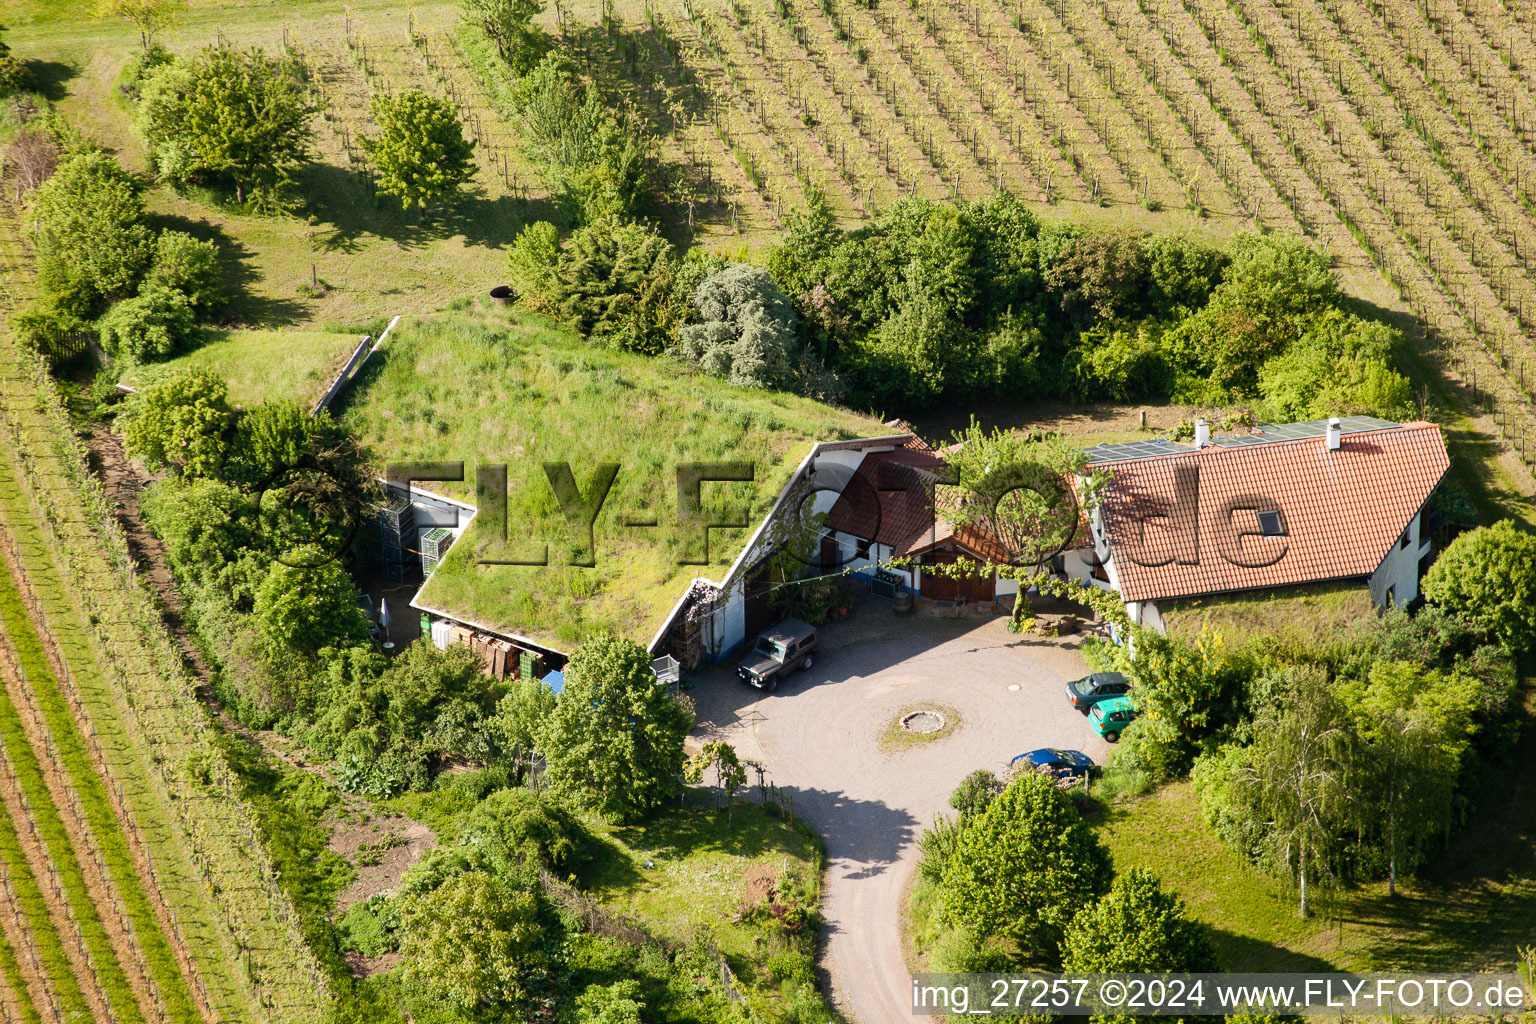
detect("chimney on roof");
top-left (1193, 418), bottom-right (1210, 448)
top-left (1325, 417), bottom-right (1342, 451)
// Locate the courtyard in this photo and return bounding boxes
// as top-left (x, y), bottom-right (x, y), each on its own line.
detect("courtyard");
top-left (690, 599), bottom-right (1108, 1024)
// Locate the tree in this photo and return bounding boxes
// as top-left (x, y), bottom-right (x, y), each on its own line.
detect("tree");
top-left (140, 478), bottom-right (258, 590)
top-left (461, 0), bottom-right (547, 73)
top-left (490, 676), bottom-right (557, 784)
top-left (938, 421), bottom-right (1109, 631)
top-left (940, 772), bottom-right (1113, 962)
top-left (253, 552), bottom-right (368, 660)
top-left (685, 740), bottom-right (752, 825)
top-left (1114, 627), bottom-right (1253, 779)
top-left (122, 368), bottom-right (232, 477)
top-left (363, 90), bottom-right (476, 213)
top-left (97, 285), bottom-right (196, 360)
top-left (1342, 661), bottom-right (1480, 896)
top-left (146, 229), bottom-right (225, 315)
top-left (677, 263), bottom-right (836, 397)
top-left (1062, 868), bottom-right (1218, 974)
top-left (540, 631), bottom-right (694, 823)
top-left (513, 215), bottom-right (676, 352)
top-left (96, 0), bottom-right (183, 50)
top-left (136, 45), bottom-right (315, 207)
top-left (1421, 520), bottom-right (1536, 655)
top-left (399, 871), bottom-right (551, 1011)
top-left (1236, 667), bottom-right (1355, 916)
top-left (27, 151), bottom-right (155, 314)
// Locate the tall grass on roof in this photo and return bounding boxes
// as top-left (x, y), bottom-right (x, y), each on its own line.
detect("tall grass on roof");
top-left (342, 310), bottom-right (885, 646)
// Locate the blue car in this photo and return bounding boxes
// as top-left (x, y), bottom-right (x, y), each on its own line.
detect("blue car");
top-left (1010, 748), bottom-right (1097, 778)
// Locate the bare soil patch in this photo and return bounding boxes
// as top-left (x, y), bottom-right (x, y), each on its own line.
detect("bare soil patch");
top-left (328, 812), bottom-right (435, 912)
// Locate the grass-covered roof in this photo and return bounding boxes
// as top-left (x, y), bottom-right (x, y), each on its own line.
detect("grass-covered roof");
top-left (339, 310), bottom-right (888, 649)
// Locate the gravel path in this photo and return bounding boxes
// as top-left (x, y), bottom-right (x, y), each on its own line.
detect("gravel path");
top-left (691, 605), bottom-right (1107, 1024)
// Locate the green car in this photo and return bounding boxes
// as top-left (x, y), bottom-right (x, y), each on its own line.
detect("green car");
top-left (1089, 696), bottom-right (1137, 743)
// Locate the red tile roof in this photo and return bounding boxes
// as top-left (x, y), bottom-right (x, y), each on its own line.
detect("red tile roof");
top-left (1093, 422), bottom-right (1448, 603)
top-left (824, 446), bottom-right (947, 550)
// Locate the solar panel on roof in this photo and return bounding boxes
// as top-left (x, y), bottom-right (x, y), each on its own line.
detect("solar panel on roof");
top-left (1084, 416), bottom-right (1401, 463)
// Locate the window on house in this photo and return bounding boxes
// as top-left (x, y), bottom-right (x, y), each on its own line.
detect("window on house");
top-left (1385, 585), bottom-right (1396, 607)
top-left (855, 537), bottom-right (871, 559)
top-left (1256, 510), bottom-right (1285, 537)
top-left (1400, 530), bottom-right (1411, 550)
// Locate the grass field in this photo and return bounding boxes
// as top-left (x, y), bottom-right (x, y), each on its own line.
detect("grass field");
top-left (1090, 750), bottom-right (1536, 973)
top-left (1160, 579), bottom-right (1378, 641)
top-left (340, 306), bottom-right (887, 648)
top-left (589, 801), bottom-right (823, 964)
top-left (121, 328), bottom-right (365, 407)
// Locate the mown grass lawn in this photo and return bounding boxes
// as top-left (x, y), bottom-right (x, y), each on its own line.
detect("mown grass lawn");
top-left (121, 328), bottom-right (363, 408)
top-left (1089, 702), bottom-right (1536, 975)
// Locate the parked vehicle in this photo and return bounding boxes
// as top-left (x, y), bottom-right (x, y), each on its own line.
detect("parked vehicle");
top-left (1089, 696), bottom-right (1138, 742)
top-left (737, 617), bottom-right (818, 691)
top-left (1065, 670), bottom-right (1131, 711)
top-left (1010, 748), bottom-right (1097, 778)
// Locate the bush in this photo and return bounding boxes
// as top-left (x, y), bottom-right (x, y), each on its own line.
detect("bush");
top-left (122, 367), bottom-right (232, 477)
top-left (147, 230), bottom-right (225, 314)
top-left (541, 631), bottom-right (695, 823)
top-left (766, 950), bottom-right (817, 986)
top-left (118, 43), bottom-right (173, 99)
top-left (514, 216), bottom-right (677, 353)
top-left (253, 553), bottom-right (369, 660)
top-left (1061, 867), bottom-right (1218, 973)
top-left (363, 89), bottom-right (476, 212)
top-left (12, 299), bottom-right (92, 365)
top-left (0, 55), bottom-right (32, 96)
top-left (136, 44), bottom-right (315, 208)
top-left (456, 788), bottom-right (589, 877)
top-left (97, 284), bottom-right (197, 360)
top-left (336, 895), bottom-right (400, 958)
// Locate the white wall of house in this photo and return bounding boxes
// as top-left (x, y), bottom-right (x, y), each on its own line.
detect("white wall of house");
top-left (1368, 509), bottom-right (1427, 608)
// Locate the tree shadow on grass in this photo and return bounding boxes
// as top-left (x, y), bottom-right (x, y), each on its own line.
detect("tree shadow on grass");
top-left (23, 59), bottom-right (76, 103)
top-left (299, 161), bottom-right (561, 256)
top-left (1347, 700), bottom-right (1536, 971)
top-left (144, 210), bottom-right (310, 328)
top-left (1206, 926), bottom-right (1337, 973)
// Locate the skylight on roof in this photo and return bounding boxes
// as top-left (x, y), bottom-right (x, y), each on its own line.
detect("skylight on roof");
top-left (1256, 510), bottom-right (1285, 537)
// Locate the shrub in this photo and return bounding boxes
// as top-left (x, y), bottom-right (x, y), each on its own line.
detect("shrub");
top-left (0, 55), bottom-right (32, 96)
top-left (147, 229), bottom-right (225, 314)
top-left (1061, 867), bottom-right (1218, 973)
top-left (97, 284), bottom-right (196, 360)
top-left (765, 950), bottom-right (817, 985)
top-left (515, 216), bottom-right (677, 353)
top-left (363, 89), bottom-right (476, 212)
top-left (336, 895), bottom-right (400, 958)
top-left (253, 553), bottom-right (369, 660)
top-left (118, 43), bottom-right (173, 99)
top-left (135, 44), bottom-right (315, 208)
top-left (541, 631), bottom-right (695, 823)
top-left (456, 788), bottom-right (589, 876)
top-left (399, 871), bottom-right (553, 1011)
top-left (122, 367), bottom-right (232, 477)
top-left (12, 299), bottom-right (92, 364)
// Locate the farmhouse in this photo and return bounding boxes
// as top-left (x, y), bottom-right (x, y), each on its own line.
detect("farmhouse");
top-left (1059, 415), bottom-right (1451, 631)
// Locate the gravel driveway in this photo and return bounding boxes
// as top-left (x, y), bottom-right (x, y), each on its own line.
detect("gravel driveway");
top-left (690, 604), bottom-right (1107, 1024)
